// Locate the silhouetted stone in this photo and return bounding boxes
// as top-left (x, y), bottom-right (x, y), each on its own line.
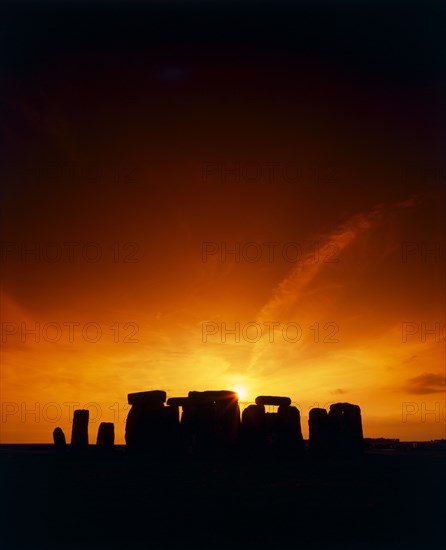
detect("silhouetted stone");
top-left (71, 409), bottom-right (89, 449)
top-left (217, 395), bottom-right (241, 450)
top-left (179, 401), bottom-right (195, 457)
top-left (96, 422), bottom-right (115, 449)
top-left (276, 405), bottom-right (305, 458)
top-left (122, 387), bottom-right (365, 460)
top-left (188, 390), bottom-right (237, 404)
top-left (255, 395), bottom-right (292, 407)
top-left (190, 401), bottom-right (217, 457)
top-left (53, 427), bottom-right (66, 449)
top-left (165, 403), bottom-right (182, 453)
top-left (309, 404), bottom-right (363, 458)
top-left (309, 407), bottom-right (331, 457)
top-left (125, 390), bottom-right (181, 456)
top-left (128, 390), bottom-right (166, 406)
top-left (242, 399), bottom-right (304, 460)
top-left (185, 390), bottom-right (240, 457)
top-left (125, 403), bottom-right (164, 452)
top-left (265, 411), bottom-right (280, 449)
top-left (241, 404), bottom-right (266, 455)
top-left (167, 396), bottom-right (190, 454)
top-left (329, 402), bottom-right (363, 456)
top-left (167, 397), bottom-right (190, 407)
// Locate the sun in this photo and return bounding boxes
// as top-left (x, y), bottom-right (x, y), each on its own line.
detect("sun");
top-left (234, 386), bottom-right (247, 400)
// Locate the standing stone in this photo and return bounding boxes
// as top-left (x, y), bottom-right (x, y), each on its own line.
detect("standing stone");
top-left (190, 401), bottom-right (217, 458)
top-left (71, 409), bottom-right (89, 449)
top-left (247, 396), bottom-right (301, 460)
top-left (309, 408), bottom-right (331, 457)
top-left (265, 411), bottom-right (280, 450)
top-left (276, 405), bottom-right (304, 458)
top-left (186, 390), bottom-right (240, 457)
top-left (164, 403), bottom-right (181, 453)
top-left (241, 403), bottom-right (266, 455)
top-left (329, 403), bottom-right (363, 456)
top-left (167, 397), bottom-right (192, 455)
top-left (96, 422), bottom-right (115, 449)
top-left (125, 390), bottom-right (173, 455)
top-left (53, 427), bottom-right (66, 449)
top-left (218, 395), bottom-right (241, 448)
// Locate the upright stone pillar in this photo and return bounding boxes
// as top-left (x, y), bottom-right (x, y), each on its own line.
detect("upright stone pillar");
top-left (53, 427), bottom-right (66, 450)
top-left (277, 404), bottom-right (304, 458)
top-left (309, 408), bottom-right (331, 457)
top-left (241, 403), bottom-right (266, 455)
top-left (71, 409), bottom-right (89, 449)
top-left (168, 397), bottom-right (191, 456)
top-left (96, 422), bottom-right (115, 449)
top-left (328, 403), bottom-right (363, 456)
top-left (125, 390), bottom-right (167, 454)
top-left (248, 396), bottom-right (302, 459)
top-left (187, 390), bottom-right (240, 458)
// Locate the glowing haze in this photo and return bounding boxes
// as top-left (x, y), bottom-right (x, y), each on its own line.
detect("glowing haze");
top-left (1, 1), bottom-right (445, 443)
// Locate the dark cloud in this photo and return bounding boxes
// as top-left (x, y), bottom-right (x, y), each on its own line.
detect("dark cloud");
top-left (406, 373), bottom-right (446, 395)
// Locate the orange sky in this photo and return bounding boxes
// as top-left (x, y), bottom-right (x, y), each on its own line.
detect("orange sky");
top-left (1, 1), bottom-right (445, 443)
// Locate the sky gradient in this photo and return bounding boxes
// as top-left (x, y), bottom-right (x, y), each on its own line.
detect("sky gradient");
top-left (1, 0), bottom-right (445, 443)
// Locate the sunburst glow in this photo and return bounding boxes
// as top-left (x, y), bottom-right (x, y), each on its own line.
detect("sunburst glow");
top-left (235, 386), bottom-right (247, 401)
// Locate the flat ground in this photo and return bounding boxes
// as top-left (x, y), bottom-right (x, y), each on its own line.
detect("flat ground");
top-left (1, 445), bottom-right (445, 549)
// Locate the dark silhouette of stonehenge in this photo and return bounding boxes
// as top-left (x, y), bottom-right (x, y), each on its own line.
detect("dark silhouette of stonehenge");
top-left (54, 390), bottom-right (363, 458)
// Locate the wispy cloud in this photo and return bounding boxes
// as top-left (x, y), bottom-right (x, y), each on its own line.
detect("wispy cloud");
top-left (248, 197), bottom-right (418, 372)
